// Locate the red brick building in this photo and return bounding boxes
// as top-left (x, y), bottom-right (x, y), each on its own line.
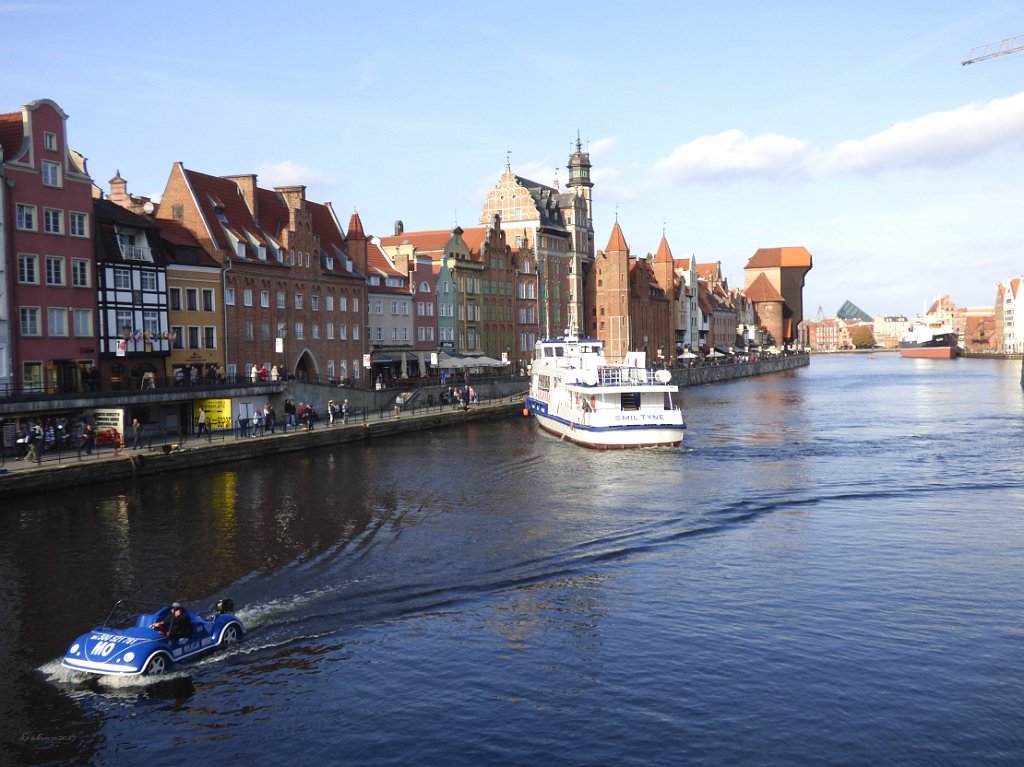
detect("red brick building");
top-left (1, 99), bottom-right (97, 393)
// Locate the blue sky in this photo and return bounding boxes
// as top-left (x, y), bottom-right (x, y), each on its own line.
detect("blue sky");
top-left (4, 1), bottom-right (1024, 319)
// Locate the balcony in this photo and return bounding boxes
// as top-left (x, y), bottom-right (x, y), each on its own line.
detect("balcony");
top-left (119, 243), bottom-right (153, 262)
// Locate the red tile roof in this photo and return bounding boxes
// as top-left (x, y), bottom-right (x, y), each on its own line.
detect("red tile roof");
top-left (745, 272), bottom-right (785, 302)
top-left (745, 246), bottom-right (813, 269)
top-left (653, 235), bottom-right (674, 264)
top-left (0, 111), bottom-right (24, 160)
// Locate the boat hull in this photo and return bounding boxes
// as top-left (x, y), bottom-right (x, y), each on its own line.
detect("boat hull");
top-left (526, 398), bottom-right (685, 449)
top-left (898, 345), bottom-right (957, 359)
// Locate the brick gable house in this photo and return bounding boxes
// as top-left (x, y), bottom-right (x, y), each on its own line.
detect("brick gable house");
top-left (155, 164), bottom-right (365, 383)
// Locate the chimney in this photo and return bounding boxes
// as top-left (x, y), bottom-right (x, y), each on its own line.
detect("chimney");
top-left (225, 174), bottom-right (258, 222)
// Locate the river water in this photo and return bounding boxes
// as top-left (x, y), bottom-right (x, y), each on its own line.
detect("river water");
top-left (2, 354), bottom-right (1023, 766)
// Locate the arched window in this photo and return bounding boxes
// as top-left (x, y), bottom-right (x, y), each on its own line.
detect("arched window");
top-left (420, 281), bottom-right (431, 293)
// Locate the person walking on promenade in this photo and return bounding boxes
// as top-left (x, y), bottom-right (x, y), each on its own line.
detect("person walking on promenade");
top-left (285, 399), bottom-right (296, 428)
top-left (132, 418), bottom-right (144, 449)
top-left (83, 423), bottom-right (96, 455)
top-left (197, 407), bottom-right (210, 440)
top-left (25, 424), bottom-right (41, 464)
top-left (341, 399), bottom-right (349, 424)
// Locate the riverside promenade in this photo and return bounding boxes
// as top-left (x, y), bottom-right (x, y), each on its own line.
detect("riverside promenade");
top-left (0, 394), bottom-right (527, 499)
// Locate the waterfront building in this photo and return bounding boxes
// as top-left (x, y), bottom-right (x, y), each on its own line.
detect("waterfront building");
top-left (996, 278), bottom-right (1022, 353)
top-left (872, 315), bottom-right (908, 349)
top-left (155, 165), bottom-right (366, 384)
top-left (1, 99), bottom-right (97, 394)
top-left (674, 256), bottom-right (701, 353)
top-left (480, 143), bottom-right (594, 337)
top-left (364, 234), bottom-right (415, 380)
top-left (0, 141), bottom-right (9, 393)
top-left (584, 222), bottom-right (672, 363)
top-left (963, 306), bottom-right (997, 353)
top-left (479, 215), bottom-right (516, 364)
top-left (651, 235), bottom-right (684, 358)
top-left (743, 247), bottom-right (814, 349)
top-left (157, 217), bottom-right (225, 382)
top-left (92, 198), bottom-right (172, 390)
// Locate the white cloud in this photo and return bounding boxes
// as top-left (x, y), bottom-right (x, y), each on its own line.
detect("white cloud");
top-left (651, 129), bottom-right (808, 183)
top-left (818, 91), bottom-right (1024, 173)
top-left (651, 91), bottom-right (1024, 184)
top-left (587, 137), bottom-right (617, 158)
top-left (255, 160), bottom-right (336, 189)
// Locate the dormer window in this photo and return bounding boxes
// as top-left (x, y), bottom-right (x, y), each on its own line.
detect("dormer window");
top-left (235, 241), bottom-right (245, 257)
top-left (326, 256), bottom-right (335, 270)
top-left (215, 207), bottom-right (228, 224)
top-left (44, 132), bottom-right (57, 151)
top-left (257, 245), bottom-right (267, 261)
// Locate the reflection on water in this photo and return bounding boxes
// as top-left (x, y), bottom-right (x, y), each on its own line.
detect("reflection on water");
top-left (3, 355), bottom-right (1024, 765)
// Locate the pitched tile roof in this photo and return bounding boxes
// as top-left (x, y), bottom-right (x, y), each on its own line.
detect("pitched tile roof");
top-left (745, 246), bottom-right (813, 269)
top-left (745, 272), bottom-right (785, 302)
top-left (0, 111), bottom-right (24, 160)
top-left (653, 235), bottom-right (674, 264)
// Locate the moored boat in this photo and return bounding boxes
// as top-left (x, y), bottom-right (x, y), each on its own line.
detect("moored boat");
top-left (525, 332), bottom-right (686, 449)
top-left (898, 323), bottom-right (958, 359)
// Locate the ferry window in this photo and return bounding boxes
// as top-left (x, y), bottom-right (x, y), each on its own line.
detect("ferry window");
top-left (544, 348), bottom-right (554, 357)
top-left (555, 347), bottom-right (564, 357)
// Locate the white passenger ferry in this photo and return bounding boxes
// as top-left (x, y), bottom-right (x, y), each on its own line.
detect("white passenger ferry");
top-left (525, 332), bottom-right (686, 449)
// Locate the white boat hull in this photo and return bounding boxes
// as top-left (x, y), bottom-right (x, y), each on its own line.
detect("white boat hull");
top-left (526, 397), bottom-right (685, 449)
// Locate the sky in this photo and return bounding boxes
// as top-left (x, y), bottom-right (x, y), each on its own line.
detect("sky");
top-left (3, 1), bottom-right (1024, 319)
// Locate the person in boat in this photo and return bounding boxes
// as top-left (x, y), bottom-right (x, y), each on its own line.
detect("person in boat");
top-left (150, 602), bottom-right (194, 641)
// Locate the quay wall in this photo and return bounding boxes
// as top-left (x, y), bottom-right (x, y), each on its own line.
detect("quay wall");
top-left (672, 353), bottom-right (808, 387)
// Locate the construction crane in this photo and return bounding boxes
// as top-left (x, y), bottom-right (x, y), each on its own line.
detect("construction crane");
top-left (962, 35), bottom-right (1024, 65)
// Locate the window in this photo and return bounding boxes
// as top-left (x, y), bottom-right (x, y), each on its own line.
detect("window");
top-left (295, 293), bottom-right (303, 310)
top-left (338, 296), bottom-right (347, 312)
top-left (420, 281), bottom-right (431, 293)
top-left (116, 309), bottom-right (133, 335)
top-left (311, 295), bottom-right (319, 311)
top-left (187, 288), bottom-right (200, 310)
top-left (352, 297), bottom-right (359, 313)
top-left (142, 310), bottom-right (159, 338)
top-left (295, 322), bottom-right (304, 340)
top-left (48, 308), bottom-right (68, 337)
top-left (225, 287), bottom-right (236, 305)
top-left (44, 131), bottom-right (57, 151)
top-left (20, 307), bottom-right (40, 336)
top-left (23, 362), bottom-right (43, 391)
top-left (244, 322), bottom-right (254, 341)
top-left (353, 324), bottom-right (360, 340)
top-left (169, 287), bottom-right (182, 311)
top-left (202, 288), bottom-right (215, 312)
top-left (18, 254), bottom-right (38, 284)
top-left (71, 259), bottom-right (90, 288)
top-left (260, 322), bottom-right (270, 341)
top-left (45, 256), bottom-right (65, 286)
top-left (327, 323), bottom-right (334, 340)
top-left (327, 360), bottom-right (335, 379)
top-left (204, 326), bottom-right (216, 349)
top-left (243, 289), bottom-right (253, 307)
top-left (338, 323), bottom-right (346, 340)
top-left (114, 268), bottom-right (131, 290)
top-left (70, 211), bottom-right (88, 238)
top-left (277, 291), bottom-right (286, 309)
top-left (170, 325), bottom-right (184, 349)
top-left (188, 326), bottom-right (200, 349)
top-left (260, 290), bottom-right (270, 308)
top-left (312, 324), bottom-right (320, 340)
top-left (16, 204), bottom-right (36, 231)
top-left (74, 309), bottom-right (92, 337)
top-left (42, 160), bottom-right (61, 188)
top-left (391, 301), bottom-right (398, 316)
top-left (141, 271), bottom-right (158, 292)
top-left (374, 299), bottom-right (383, 315)
top-left (326, 296), bottom-right (334, 311)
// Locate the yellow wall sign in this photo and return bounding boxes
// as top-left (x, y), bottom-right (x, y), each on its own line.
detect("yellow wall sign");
top-left (194, 399), bottom-right (232, 430)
